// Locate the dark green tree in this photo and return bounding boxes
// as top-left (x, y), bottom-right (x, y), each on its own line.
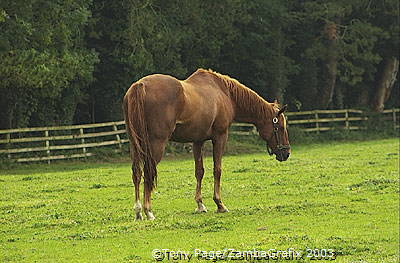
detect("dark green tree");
top-left (0, 0), bottom-right (97, 129)
top-left (220, 0), bottom-right (295, 103)
top-left (286, 0), bottom-right (398, 111)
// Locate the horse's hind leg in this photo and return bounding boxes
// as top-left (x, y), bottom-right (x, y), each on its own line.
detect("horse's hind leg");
top-left (143, 138), bottom-right (167, 220)
top-left (193, 141), bottom-right (207, 213)
top-left (212, 132), bottom-right (229, 213)
top-left (132, 165), bottom-right (143, 220)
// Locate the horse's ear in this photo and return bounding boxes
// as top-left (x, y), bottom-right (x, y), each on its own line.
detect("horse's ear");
top-left (278, 104), bottom-right (288, 116)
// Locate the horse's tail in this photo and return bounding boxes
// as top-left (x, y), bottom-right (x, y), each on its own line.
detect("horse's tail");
top-left (123, 82), bottom-right (157, 192)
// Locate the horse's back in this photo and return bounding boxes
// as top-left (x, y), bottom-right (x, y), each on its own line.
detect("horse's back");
top-left (171, 71), bottom-right (234, 141)
top-left (131, 71), bottom-right (234, 142)
top-left (139, 74), bottom-right (183, 102)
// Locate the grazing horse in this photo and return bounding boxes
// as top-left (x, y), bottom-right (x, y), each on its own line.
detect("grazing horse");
top-left (123, 69), bottom-right (290, 220)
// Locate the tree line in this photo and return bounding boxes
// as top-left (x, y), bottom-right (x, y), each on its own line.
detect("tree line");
top-left (0, 0), bottom-right (398, 129)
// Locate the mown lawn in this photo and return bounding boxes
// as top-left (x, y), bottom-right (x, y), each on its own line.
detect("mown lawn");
top-left (0, 138), bottom-right (399, 262)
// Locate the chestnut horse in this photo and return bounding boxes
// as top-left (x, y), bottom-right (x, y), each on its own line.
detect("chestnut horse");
top-left (123, 69), bottom-right (290, 220)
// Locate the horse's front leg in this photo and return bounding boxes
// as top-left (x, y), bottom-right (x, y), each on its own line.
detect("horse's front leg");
top-left (212, 132), bottom-right (229, 213)
top-left (193, 141), bottom-right (207, 213)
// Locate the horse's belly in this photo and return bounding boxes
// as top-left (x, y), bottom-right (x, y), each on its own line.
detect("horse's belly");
top-left (170, 123), bottom-right (212, 143)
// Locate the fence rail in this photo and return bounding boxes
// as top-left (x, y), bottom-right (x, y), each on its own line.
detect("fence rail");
top-left (0, 109), bottom-right (398, 163)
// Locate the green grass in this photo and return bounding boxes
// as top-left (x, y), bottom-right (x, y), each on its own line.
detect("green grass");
top-left (0, 138), bottom-right (399, 262)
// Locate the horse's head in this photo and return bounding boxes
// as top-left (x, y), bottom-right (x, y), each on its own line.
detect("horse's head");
top-left (257, 104), bottom-right (291, 162)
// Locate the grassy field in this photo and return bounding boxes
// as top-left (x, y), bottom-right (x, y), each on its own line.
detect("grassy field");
top-left (0, 138), bottom-right (399, 262)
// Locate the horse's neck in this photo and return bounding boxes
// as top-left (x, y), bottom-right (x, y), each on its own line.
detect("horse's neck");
top-left (230, 91), bottom-right (272, 126)
top-left (234, 112), bottom-right (261, 124)
top-left (204, 70), bottom-right (273, 125)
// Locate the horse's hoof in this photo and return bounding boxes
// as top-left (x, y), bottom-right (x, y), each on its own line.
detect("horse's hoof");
top-left (135, 213), bottom-right (143, 221)
top-left (216, 207), bottom-right (229, 213)
top-left (195, 208), bottom-right (208, 213)
top-left (195, 204), bottom-right (208, 213)
top-left (146, 211), bottom-right (155, 220)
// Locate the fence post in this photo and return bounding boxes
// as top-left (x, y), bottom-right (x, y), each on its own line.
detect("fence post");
top-left (345, 109), bottom-right (350, 130)
top-left (315, 111), bottom-right (320, 133)
top-left (393, 108), bottom-right (397, 130)
top-left (286, 115), bottom-right (289, 128)
top-left (79, 128), bottom-right (87, 157)
top-left (251, 124), bottom-right (257, 135)
top-left (113, 124), bottom-right (122, 150)
top-left (45, 130), bottom-right (50, 164)
top-left (6, 133), bottom-right (11, 159)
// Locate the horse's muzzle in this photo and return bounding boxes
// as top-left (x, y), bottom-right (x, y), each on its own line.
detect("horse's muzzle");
top-left (267, 144), bottom-right (291, 161)
top-left (275, 150), bottom-right (290, 162)
top-left (274, 145), bottom-right (290, 162)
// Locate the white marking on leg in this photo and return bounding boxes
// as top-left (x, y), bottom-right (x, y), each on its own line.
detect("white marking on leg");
top-left (134, 201), bottom-right (143, 221)
top-left (145, 210), bottom-right (155, 220)
top-left (134, 201), bottom-right (142, 212)
top-left (195, 203), bottom-right (208, 213)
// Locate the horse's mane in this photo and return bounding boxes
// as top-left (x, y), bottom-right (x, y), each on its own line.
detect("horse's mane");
top-left (197, 69), bottom-right (277, 117)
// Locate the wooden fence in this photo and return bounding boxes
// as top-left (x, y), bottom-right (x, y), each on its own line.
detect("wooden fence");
top-left (228, 108), bottom-right (399, 134)
top-left (0, 109), bottom-right (398, 163)
top-left (286, 108), bottom-right (399, 132)
top-left (0, 121), bottom-right (127, 163)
